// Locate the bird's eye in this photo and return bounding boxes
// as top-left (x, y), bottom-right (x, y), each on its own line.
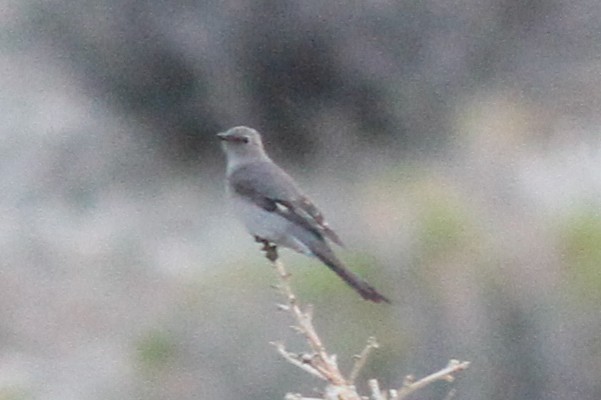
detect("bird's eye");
top-left (242, 136), bottom-right (249, 144)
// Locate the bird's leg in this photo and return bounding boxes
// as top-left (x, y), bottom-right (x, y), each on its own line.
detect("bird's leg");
top-left (254, 236), bottom-right (278, 262)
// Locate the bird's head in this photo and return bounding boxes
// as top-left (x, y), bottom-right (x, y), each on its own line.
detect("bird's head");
top-left (217, 126), bottom-right (269, 167)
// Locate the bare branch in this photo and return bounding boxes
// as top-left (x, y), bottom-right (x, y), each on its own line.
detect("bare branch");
top-left (349, 337), bottom-right (380, 383)
top-left (271, 257), bottom-right (348, 386)
top-left (396, 360), bottom-right (471, 400)
top-left (271, 341), bottom-right (328, 381)
top-left (262, 243), bottom-right (470, 400)
top-left (369, 379), bottom-right (386, 400)
top-left (285, 394), bottom-right (322, 400)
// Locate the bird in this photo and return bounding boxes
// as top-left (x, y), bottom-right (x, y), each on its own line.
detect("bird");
top-left (217, 126), bottom-right (390, 303)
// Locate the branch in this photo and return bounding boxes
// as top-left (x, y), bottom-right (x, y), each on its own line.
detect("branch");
top-left (260, 241), bottom-right (470, 400)
top-left (369, 379), bottom-right (386, 400)
top-left (271, 256), bottom-right (357, 396)
top-left (349, 337), bottom-right (379, 384)
top-left (393, 360), bottom-right (471, 400)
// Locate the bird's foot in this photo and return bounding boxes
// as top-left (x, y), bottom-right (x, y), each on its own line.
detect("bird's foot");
top-left (255, 236), bottom-right (278, 262)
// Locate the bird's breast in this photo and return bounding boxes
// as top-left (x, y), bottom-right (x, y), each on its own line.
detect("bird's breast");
top-left (229, 193), bottom-right (287, 241)
top-left (228, 193), bottom-right (314, 255)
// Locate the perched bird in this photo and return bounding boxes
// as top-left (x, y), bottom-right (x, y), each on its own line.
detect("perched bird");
top-left (217, 126), bottom-right (390, 303)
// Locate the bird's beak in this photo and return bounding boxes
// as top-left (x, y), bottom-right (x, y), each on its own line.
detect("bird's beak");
top-left (217, 132), bottom-right (228, 141)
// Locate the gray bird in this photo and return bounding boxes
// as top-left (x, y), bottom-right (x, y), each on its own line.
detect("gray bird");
top-left (217, 126), bottom-right (390, 303)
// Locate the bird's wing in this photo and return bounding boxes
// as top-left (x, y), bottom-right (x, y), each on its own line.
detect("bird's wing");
top-left (281, 196), bottom-right (343, 246)
top-left (229, 161), bottom-right (343, 246)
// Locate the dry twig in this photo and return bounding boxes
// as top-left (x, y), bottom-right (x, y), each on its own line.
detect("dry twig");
top-left (349, 337), bottom-right (379, 384)
top-left (393, 360), bottom-right (471, 400)
top-left (261, 243), bottom-right (469, 400)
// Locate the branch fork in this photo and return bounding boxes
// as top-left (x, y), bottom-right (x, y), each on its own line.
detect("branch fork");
top-left (261, 243), bottom-right (469, 400)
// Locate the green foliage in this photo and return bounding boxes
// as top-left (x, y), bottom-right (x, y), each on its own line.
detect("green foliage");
top-left (0, 388), bottom-right (28, 400)
top-left (410, 179), bottom-right (477, 271)
top-left (418, 195), bottom-right (469, 258)
top-left (135, 330), bottom-right (176, 372)
top-left (558, 206), bottom-right (601, 300)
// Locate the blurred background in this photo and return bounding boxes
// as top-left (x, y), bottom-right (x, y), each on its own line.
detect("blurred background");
top-left (2, 1), bottom-right (601, 399)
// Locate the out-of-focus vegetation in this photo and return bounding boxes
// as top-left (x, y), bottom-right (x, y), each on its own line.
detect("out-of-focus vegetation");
top-left (2, 1), bottom-right (601, 399)
top-left (559, 207), bottom-right (601, 301)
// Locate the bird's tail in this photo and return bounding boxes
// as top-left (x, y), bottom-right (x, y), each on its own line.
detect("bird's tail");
top-left (310, 242), bottom-right (390, 304)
